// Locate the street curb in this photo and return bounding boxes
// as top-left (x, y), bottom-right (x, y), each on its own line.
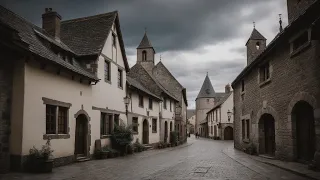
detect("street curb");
top-left (223, 147), bottom-right (319, 180)
top-left (257, 160), bottom-right (319, 180)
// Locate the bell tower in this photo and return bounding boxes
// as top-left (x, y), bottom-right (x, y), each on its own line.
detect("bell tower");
top-left (246, 24), bottom-right (266, 65)
top-left (136, 30), bottom-right (155, 72)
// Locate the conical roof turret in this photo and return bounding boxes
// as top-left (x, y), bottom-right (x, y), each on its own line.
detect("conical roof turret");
top-left (196, 74), bottom-right (216, 99)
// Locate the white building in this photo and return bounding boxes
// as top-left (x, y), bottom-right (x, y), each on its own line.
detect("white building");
top-left (207, 85), bottom-right (234, 140)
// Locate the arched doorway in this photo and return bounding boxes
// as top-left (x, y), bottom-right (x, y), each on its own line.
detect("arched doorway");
top-left (292, 101), bottom-right (315, 162)
top-left (214, 125), bottom-right (217, 137)
top-left (224, 126), bottom-right (233, 140)
top-left (259, 114), bottom-right (276, 156)
top-left (75, 114), bottom-right (88, 156)
top-left (142, 119), bottom-right (149, 144)
top-left (164, 121), bottom-right (168, 142)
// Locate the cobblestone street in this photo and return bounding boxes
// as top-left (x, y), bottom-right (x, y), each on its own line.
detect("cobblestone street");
top-left (1, 136), bottom-right (311, 180)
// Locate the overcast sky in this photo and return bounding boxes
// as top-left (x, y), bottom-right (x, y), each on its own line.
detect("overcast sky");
top-left (1, 0), bottom-right (288, 109)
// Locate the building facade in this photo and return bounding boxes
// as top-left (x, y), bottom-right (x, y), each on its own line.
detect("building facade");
top-left (195, 74), bottom-right (226, 135)
top-left (207, 85), bottom-right (234, 140)
top-left (232, 0), bottom-right (320, 164)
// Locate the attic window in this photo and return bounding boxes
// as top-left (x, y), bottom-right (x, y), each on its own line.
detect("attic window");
top-left (256, 42), bottom-right (260, 50)
top-left (292, 31), bottom-right (309, 51)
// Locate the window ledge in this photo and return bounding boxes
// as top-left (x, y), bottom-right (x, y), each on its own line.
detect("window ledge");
top-left (105, 80), bottom-right (111, 84)
top-left (290, 41), bottom-right (311, 58)
top-left (242, 139), bottom-right (250, 143)
top-left (259, 78), bottom-right (271, 88)
top-left (43, 134), bottom-right (70, 140)
top-left (100, 135), bottom-right (112, 139)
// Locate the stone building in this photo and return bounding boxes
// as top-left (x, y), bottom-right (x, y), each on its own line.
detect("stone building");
top-left (207, 84), bottom-right (234, 140)
top-left (195, 74), bottom-right (225, 135)
top-left (128, 32), bottom-right (188, 143)
top-left (231, 0), bottom-right (320, 164)
top-left (187, 109), bottom-right (196, 134)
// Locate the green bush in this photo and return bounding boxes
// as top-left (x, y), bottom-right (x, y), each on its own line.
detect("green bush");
top-left (111, 124), bottom-right (134, 154)
top-left (170, 131), bottom-right (178, 145)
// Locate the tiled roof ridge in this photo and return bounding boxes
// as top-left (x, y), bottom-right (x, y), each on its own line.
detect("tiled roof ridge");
top-left (0, 5), bottom-right (36, 29)
top-left (61, 11), bottom-right (117, 24)
top-left (154, 61), bottom-right (184, 89)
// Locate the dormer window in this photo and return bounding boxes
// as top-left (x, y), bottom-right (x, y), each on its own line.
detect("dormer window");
top-left (256, 42), bottom-right (260, 50)
top-left (290, 29), bottom-right (311, 56)
top-left (293, 31), bottom-right (308, 51)
top-left (142, 50), bottom-right (147, 61)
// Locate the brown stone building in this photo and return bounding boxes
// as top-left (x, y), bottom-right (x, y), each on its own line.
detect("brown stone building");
top-left (231, 0), bottom-right (320, 164)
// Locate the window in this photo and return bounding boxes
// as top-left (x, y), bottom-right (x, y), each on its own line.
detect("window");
top-left (256, 42), bottom-right (260, 50)
top-left (241, 80), bottom-right (245, 92)
top-left (101, 113), bottom-right (113, 136)
top-left (58, 107), bottom-right (68, 134)
top-left (118, 69), bottom-right (123, 88)
top-left (292, 31), bottom-right (308, 51)
top-left (163, 98), bottom-right (167, 109)
top-left (216, 110), bottom-right (218, 122)
top-left (246, 119), bottom-right (250, 139)
top-left (142, 50), bottom-right (147, 61)
top-left (152, 118), bottom-right (157, 133)
top-left (149, 98), bottom-right (153, 109)
top-left (104, 61), bottom-right (111, 82)
top-left (170, 100), bottom-right (172, 112)
top-left (139, 94), bottom-right (144, 107)
top-left (259, 63), bottom-right (270, 83)
top-left (132, 117), bottom-right (138, 133)
top-left (242, 120), bottom-right (245, 139)
top-left (114, 114), bottom-right (120, 127)
top-left (211, 126), bottom-right (213, 135)
top-left (46, 105), bottom-right (56, 134)
top-left (112, 33), bottom-right (116, 47)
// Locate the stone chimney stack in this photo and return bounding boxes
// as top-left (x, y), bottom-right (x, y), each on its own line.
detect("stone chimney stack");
top-left (225, 84), bottom-right (231, 93)
top-left (42, 8), bottom-right (61, 40)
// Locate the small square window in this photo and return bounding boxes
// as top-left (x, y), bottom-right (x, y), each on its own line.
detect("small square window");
top-left (259, 63), bottom-right (270, 83)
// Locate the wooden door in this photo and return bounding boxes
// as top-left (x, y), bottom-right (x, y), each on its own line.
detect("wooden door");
top-left (143, 120), bottom-right (149, 144)
top-left (75, 116), bottom-right (87, 155)
top-left (264, 119), bottom-right (275, 155)
top-left (224, 127), bottom-right (233, 140)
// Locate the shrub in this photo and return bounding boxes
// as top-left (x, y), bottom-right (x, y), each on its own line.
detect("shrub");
top-left (134, 140), bottom-right (145, 152)
top-left (111, 124), bottom-right (134, 154)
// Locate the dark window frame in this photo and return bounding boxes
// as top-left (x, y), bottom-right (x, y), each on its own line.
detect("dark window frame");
top-left (152, 118), bottom-right (157, 133)
top-left (139, 94), bottom-right (144, 108)
top-left (118, 68), bottom-right (123, 88)
top-left (259, 62), bottom-right (270, 83)
top-left (132, 117), bottom-right (138, 133)
top-left (46, 105), bottom-right (56, 134)
top-left (292, 31), bottom-right (309, 51)
top-left (142, 50), bottom-right (147, 61)
top-left (112, 33), bottom-right (117, 47)
top-left (58, 107), bottom-right (68, 134)
top-left (149, 98), bottom-right (153, 110)
top-left (104, 60), bottom-right (111, 82)
top-left (242, 120), bottom-right (245, 140)
top-left (163, 98), bottom-right (167, 109)
top-left (246, 119), bottom-right (250, 139)
top-left (241, 80), bottom-right (245, 92)
top-left (170, 100), bottom-right (172, 112)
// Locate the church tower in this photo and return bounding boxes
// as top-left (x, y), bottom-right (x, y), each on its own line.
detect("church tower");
top-left (246, 27), bottom-right (266, 65)
top-left (195, 74), bottom-right (216, 134)
top-left (137, 31), bottom-right (156, 72)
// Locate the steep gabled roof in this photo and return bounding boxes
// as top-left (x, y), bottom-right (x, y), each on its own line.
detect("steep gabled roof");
top-left (61, 11), bottom-right (130, 72)
top-left (207, 92), bottom-right (232, 114)
top-left (245, 28), bottom-right (266, 45)
top-left (153, 61), bottom-right (188, 105)
top-left (137, 32), bottom-right (153, 49)
top-left (126, 76), bottom-right (161, 101)
top-left (196, 74), bottom-right (216, 99)
top-left (128, 64), bottom-right (178, 102)
top-left (0, 5), bottom-right (98, 81)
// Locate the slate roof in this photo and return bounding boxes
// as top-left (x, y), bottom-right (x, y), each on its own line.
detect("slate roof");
top-left (137, 32), bottom-right (153, 49)
top-left (207, 92), bottom-right (232, 114)
top-left (61, 11), bottom-right (130, 72)
top-left (232, 0), bottom-right (320, 87)
top-left (196, 74), bottom-right (216, 99)
top-left (153, 61), bottom-right (188, 105)
top-left (0, 5), bottom-right (98, 81)
top-left (245, 28), bottom-right (266, 45)
top-left (126, 76), bottom-right (161, 101)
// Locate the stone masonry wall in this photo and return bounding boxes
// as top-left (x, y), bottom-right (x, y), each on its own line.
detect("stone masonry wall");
top-left (233, 36), bottom-right (320, 161)
top-left (0, 50), bottom-right (14, 173)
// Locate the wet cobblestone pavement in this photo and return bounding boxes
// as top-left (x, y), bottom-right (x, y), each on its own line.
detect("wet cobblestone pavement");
top-left (1, 136), bottom-right (311, 180)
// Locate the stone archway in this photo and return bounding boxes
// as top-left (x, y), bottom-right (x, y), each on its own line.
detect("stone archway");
top-left (142, 119), bottom-right (149, 144)
top-left (224, 126), bottom-right (233, 140)
top-left (259, 114), bottom-right (276, 156)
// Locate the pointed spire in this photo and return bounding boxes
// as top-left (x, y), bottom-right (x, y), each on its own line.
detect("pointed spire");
top-left (246, 25), bottom-right (266, 46)
top-left (137, 30), bottom-right (154, 49)
top-left (196, 74), bottom-right (216, 99)
top-left (279, 14), bottom-right (283, 32)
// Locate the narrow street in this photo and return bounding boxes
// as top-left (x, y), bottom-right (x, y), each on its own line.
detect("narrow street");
top-left (1, 136), bottom-right (311, 180)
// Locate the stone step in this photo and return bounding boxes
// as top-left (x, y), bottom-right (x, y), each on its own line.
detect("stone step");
top-left (76, 156), bottom-right (90, 162)
top-left (143, 144), bottom-right (153, 150)
top-left (259, 154), bottom-right (275, 160)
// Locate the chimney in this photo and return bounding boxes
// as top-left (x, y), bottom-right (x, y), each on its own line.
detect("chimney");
top-left (42, 8), bottom-right (61, 40)
top-left (225, 84), bottom-right (231, 93)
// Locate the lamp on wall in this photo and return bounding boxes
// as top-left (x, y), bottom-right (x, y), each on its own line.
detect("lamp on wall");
top-left (124, 95), bottom-right (131, 118)
top-left (227, 109), bottom-right (233, 122)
